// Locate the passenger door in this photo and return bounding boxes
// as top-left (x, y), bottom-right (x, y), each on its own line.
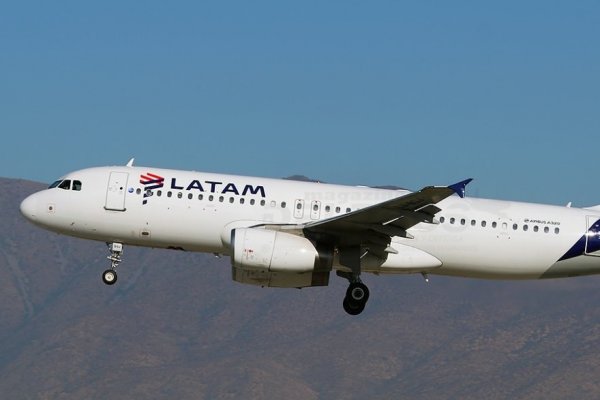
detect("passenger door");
top-left (105, 172), bottom-right (129, 211)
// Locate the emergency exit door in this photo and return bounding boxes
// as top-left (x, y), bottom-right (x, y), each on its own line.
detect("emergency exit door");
top-left (310, 200), bottom-right (321, 220)
top-left (105, 172), bottom-right (129, 211)
top-left (294, 199), bottom-right (304, 219)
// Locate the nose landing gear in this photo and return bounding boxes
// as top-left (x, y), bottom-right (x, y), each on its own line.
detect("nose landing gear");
top-left (102, 242), bottom-right (123, 285)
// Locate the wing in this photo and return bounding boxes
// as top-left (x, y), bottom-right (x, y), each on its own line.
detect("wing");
top-left (231, 179), bottom-right (472, 288)
top-left (303, 179), bottom-right (472, 264)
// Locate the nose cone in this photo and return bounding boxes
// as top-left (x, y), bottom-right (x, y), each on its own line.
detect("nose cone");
top-left (20, 194), bottom-right (38, 222)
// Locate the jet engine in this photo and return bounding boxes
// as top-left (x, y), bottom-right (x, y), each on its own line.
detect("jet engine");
top-left (230, 228), bottom-right (331, 288)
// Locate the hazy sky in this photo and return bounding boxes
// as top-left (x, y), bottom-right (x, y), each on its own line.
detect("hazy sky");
top-left (1, 1), bottom-right (599, 205)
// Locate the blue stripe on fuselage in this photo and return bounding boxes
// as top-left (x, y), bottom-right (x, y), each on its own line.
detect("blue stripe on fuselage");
top-left (559, 219), bottom-right (600, 261)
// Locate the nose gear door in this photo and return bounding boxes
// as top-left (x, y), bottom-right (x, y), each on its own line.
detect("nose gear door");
top-left (105, 172), bottom-right (129, 211)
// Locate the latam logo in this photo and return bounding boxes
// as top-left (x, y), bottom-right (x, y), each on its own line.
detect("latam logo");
top-left (170, 178), bottom-right (266, 197)
top-left (138, 173), bottom-right (266, 205)
top-left (140, 173), bottom-right (165, 205)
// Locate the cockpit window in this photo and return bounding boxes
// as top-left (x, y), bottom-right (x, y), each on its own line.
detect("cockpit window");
top-left (58, 180), bottom-right (71, 190)
top-left (48, 179), bottom-right (82, 191)
top-left (49, 180), bottom-right (62, 189)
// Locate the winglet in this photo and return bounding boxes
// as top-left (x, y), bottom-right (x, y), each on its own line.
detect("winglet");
top-left (448, 178), bottom-right (473, 198)
top-left (126, 158), bottom-right (135, 167)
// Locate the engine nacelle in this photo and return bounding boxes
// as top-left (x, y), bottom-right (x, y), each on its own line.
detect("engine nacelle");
top-left (231, 228), bottom-right (318, 273)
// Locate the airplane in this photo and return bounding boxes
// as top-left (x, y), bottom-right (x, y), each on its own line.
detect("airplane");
top-left (19, 159), bottom-right (600, 315)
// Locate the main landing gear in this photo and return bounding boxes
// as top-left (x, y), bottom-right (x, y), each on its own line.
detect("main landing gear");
top-left (337, 269), bottom-right (370, 316)
top-left (102, 242), bottom-right (123, 285)
top-left (343, 280), bottom-right (370, 315)
top-left (336, 246), bottom-right (371, 315)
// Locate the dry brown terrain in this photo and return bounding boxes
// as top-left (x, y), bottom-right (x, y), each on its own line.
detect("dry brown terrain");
top-left (2, 177), bottom-right (600, 399)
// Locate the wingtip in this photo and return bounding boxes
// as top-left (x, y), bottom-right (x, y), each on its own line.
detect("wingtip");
top-left (448, 178), bottom-right (473, 198)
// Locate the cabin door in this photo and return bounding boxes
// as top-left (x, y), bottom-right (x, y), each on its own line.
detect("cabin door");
top-left (105, 172), bottom-right (129, 211)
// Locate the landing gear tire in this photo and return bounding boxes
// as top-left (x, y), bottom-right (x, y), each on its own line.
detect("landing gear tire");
top-left (343, 282), bottom-right (370, 315)
top-left (102, 269), bottom-right (118, 285)
top-left (343, 297), bottom-right (365, 315)
top-left (346, 282), bottom-right (369, 303)
top-left (103, 242), bottom-right (123, 286)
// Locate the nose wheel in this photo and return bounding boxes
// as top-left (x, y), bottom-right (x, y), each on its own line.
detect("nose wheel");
top-left (102, 242), bottom-right (123, 286)
top-left (102, 269), bottom-right (117, 285)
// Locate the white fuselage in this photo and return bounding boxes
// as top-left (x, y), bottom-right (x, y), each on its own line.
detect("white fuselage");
top-left (19, 165), bottom-right (600, 280)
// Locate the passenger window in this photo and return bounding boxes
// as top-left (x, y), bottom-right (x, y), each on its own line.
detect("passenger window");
top-left (209, 195), bottom-right (214, 201)
top-left (177, 192), bottom-right (183, 199)
top-left (555, 227), bottom-right (560, 234)
top-left (450, 218), bottom-right (455, 224)
top-left (72, 180), bottom-right (82, 191)
top-left (157, 190), bottom-right (162, 197)
top-left (460, 219), bottom-right (466, 225)
top-left (198, 194), bottom-right (203, 200)
top-left (513, 224), bottom-right (518, 230)
top-left (281, 202), bottom-right (287, 208)
top-left (471, 220), bottom-right (476, 226)
top-left (240, 198), bottom-right (245, 204)
top-left (336, 207), bottom-right (341, 213)
top-left (346, 208), bottom-right (351, 213)
top-left (313, 204), bottom-right (319, 211)
top-left (260, 200), bottom-right (266, 206)
top-left (325, 205), bottom-right (330, 212)
top-left (250, 199), bottom-right (255, 205)
top-left (58, 180), bottom-right (71, 190)
top-left (167, 191), bottom-right (172, 198)
top-left (229, 197), bottom-right (234, 203)
top-left (481, 221), bottom-right (487, 227)
top-left (533, 226), bottom-right (539, 232)
top-left (440, 217), bottom-right (445, 223)
top-left (136, 188), bottom-right (142, 195)
top-left (188, 193), bottom-right (193, 200)
top-left (544, 227), bottom-right (549, 233)
top-left (296, 203), bottom-right (302, 210)
top-left (219, 196), bottom-right (224, 202)
top-left (492, 222), bottom-right (497, 228)
top-left (523, 225), bottom-right (529, 231)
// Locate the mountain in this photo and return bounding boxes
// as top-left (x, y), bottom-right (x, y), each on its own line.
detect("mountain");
top-left (284, 175), bottom-right (407, 190)
top-left (284, 175), bottom-right (321, 182)
top-left (2, 177), bottom-right (600, 399)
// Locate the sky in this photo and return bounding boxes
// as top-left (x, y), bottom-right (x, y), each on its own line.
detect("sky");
top-left (1, 1), bottom-right (599, 206)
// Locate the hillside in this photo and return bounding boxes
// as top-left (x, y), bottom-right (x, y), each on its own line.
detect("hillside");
top-left (2, 177), bottom-right (600, 399)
